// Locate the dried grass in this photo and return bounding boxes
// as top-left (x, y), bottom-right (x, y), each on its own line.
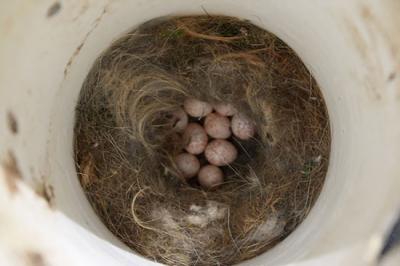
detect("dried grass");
top-left (74, 16), bottom-right (330, 266)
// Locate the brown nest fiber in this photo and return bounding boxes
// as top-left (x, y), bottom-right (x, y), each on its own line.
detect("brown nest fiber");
top-left (74, 16), bottom-right (330, 266)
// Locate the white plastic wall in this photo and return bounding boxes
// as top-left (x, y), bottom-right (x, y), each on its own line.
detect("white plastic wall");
top-left (0, 0), bottom-right (399, 265)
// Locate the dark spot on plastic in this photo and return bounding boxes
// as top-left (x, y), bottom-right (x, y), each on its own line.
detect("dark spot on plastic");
top-left (7, 111), bottom-right (18, 135)
top-left (388, 72), bottom-right (396, 82)
top-left (1, 151), bottom-right (22, 194)
top-left (47, 2), bottom-right (61, 18)
top-left (64, 42), bottom-right (84, 76)
top-left (26, 251), bottom-right (47, 266)
top-left (380, 212), bottom-right (400, 260)
top-left (41, 182), bottom-right (55, 208)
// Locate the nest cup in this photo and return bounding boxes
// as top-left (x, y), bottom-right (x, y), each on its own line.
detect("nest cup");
top-left (74, 16), bottom-right (330, 266)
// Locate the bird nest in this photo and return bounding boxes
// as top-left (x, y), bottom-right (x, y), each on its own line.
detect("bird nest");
top-left (74, 16), bottom-right (331, 266)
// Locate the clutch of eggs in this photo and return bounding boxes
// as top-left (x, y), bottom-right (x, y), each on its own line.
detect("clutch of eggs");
top-left (173, 98), bottom-right (256, 189)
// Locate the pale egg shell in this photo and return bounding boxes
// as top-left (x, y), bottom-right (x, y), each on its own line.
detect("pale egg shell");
top-left (231, 113), bottom-right (256, 140)
top-left (183, 123), bottom-right (208, 154)
top-left (198, 165), bottom-right (224, 189)
top-left (204, 139), bottom-right (238, 166)
top-left (183, 98), bottom-right (213, 118)
top-left (204, 113), bottom-right (231, 139)
top-left (214, 102), bottom-right (237, 116)
top-left (171, 108), bottom-right (188, 132)
top-left (175, 153), bottom-right (200, 179)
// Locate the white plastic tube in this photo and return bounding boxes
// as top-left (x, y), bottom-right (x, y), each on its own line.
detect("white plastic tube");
top-left (0, 1), bottom-right (399, 265)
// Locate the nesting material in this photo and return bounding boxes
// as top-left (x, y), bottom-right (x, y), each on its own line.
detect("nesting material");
top-left (171, 108), bottom-right (188, 132)
top-left (74, 16), bottom-right (331, 266)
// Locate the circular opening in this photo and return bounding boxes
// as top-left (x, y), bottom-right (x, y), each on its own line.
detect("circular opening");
top-left (73, 16), bottom-right (331, 266)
